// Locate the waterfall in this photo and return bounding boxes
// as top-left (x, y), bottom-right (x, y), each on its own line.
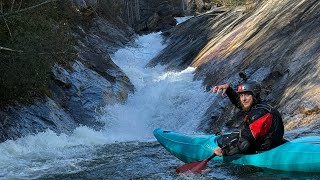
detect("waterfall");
top-left (100, 31), bottom-right (214, 142)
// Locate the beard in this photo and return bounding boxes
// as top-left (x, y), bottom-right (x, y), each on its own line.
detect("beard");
top-left (241, 102), bottom-right (253, 112)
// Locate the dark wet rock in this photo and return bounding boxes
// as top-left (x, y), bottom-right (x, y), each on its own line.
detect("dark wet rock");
top-left (157, 1), bottom-right (174, 16)
top-left (89, 0), bottom-right (184, 33)
top-left (0, 98), bottom-right (77, 142)
top-left (52, 61), bottom-right (133, 129)
top-left (71, 0), bottom-right (216, 34)
top-left (136, 1), bottom-right (177, 33)
top-left (142, 12), bottom-right (177, 33)
top-left (147, 7), bottom-right (234, 70)
top-left (66, 13), bottom-right (135, 129)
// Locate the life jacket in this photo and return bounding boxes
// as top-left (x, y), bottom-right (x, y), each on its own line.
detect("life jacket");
top-left (240, 103), bottom-right (284, 151)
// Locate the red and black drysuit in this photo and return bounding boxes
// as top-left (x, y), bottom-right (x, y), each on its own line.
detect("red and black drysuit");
top-left (217, 86), bottom-right (285, 156)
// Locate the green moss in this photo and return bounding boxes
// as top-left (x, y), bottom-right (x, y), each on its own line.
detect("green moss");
top-left (0, 0), bottom-right (76, 107)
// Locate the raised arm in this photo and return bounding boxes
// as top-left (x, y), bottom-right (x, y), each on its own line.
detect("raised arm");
top-left (212, 84), bottom-right (241, 108)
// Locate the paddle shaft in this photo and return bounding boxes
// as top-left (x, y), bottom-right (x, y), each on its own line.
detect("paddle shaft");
top-left (176, 138), bottom-right (230, 173)
top-left (206, 153), bottom-right (217, 161)
top-left (175, 153), bottom-right (217, 174)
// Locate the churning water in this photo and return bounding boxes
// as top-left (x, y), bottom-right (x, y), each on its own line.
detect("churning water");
top-left (101, 32), bottom-right (214, 142)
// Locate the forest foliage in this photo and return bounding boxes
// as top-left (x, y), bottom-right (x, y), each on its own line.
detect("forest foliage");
top-left (0, 0), bottom-right (76, 107)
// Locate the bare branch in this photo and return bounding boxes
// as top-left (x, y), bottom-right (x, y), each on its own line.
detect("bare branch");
top-left (0, 47), bottom-right (76, 55)
top-left (0, 46), bottom-right (24, 52)
top-left (10, 0), bottom-right (15, 13)
top-left (17, 0), bottom-right (23, 11)
top-left (1, 11), bottom-right (12, 38)
top-left (38, 51), bottom-right (74, 55)
top-left (4, 0), bottom-right (58, 17)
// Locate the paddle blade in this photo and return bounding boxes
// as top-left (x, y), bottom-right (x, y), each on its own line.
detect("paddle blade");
top-left (176, 159), bottom-right (209, 174)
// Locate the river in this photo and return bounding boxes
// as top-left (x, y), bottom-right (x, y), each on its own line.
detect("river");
top-left (0, 18), bottom-right (319, 180)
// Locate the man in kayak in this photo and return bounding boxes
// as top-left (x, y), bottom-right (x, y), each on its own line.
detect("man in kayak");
top-left (212, 80), bottom-right (284, 156)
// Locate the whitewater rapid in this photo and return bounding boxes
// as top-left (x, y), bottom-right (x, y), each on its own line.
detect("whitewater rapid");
top-left (101, 32), bottom-right (215, 142)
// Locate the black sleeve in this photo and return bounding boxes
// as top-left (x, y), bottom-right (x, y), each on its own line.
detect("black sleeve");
top-left (222, 136), bottom-right (251, 156)
top-left (221, 135), bottom-right (241, 156)
top-left (268, 108), bottom-right (285, 146)
top-left (226, 86), bottom-right (241, 109)
top-left (222, 146), bottom-right (241, 156)
top-left (240, 123), bottom-right (255, 143)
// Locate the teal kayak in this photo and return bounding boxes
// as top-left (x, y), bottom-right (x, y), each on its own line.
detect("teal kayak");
top-left (153, 128), bottom-right (320, 172)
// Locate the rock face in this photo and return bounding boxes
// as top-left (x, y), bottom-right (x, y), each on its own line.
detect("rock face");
top-left (75, 0), bottom-right (219, 32)
top-left (149, 0), bottom-right (320, 138)
top-left (147, 7), bottom-right (231, 69)
top-left (0, 98), bottom-right (77, 141)
top-left (94, 0), bottom-right (186, 32)
top-left (140, 1), bottom-right (178, 32)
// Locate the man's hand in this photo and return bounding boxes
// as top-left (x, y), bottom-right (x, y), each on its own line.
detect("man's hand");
top-left (214, 147), bottom-right (223, 157)
top-left (212, 84), bottom-right (229, 96)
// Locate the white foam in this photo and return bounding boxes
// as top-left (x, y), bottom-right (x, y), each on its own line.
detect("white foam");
top-left (100, 32), bottom-right (214, 142)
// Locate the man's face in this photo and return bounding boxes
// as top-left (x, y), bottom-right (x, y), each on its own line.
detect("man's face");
top-left (240, 92), bottom-right (254, 112)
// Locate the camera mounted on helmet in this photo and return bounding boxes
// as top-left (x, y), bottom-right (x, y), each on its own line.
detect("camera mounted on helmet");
top-left (237, 72), bottom-right (261, 100)
top-left (239, 71), bottom-right (248, 82)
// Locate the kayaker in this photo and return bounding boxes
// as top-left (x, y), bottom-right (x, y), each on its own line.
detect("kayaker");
top-left (211, 79), bottom-right (284, 156)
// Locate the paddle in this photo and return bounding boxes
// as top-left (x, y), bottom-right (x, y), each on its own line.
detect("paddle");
top-left (176, 153), bottom-right (217, 174)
